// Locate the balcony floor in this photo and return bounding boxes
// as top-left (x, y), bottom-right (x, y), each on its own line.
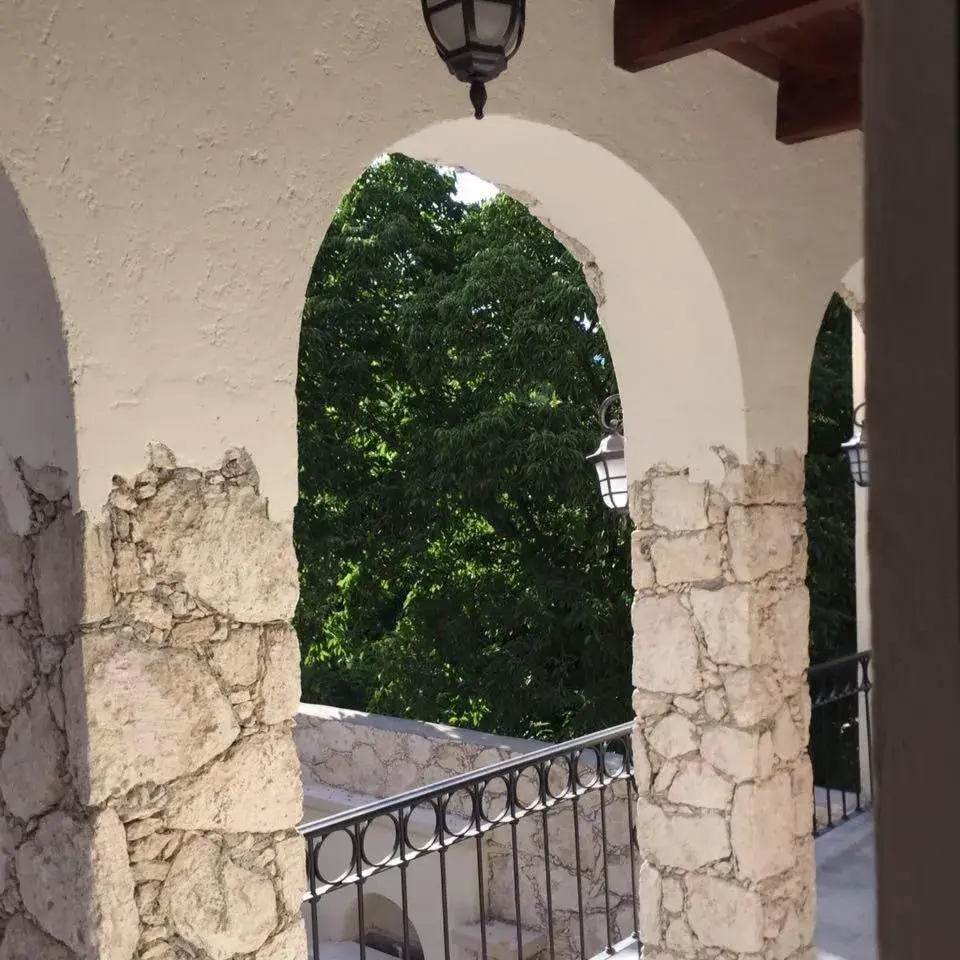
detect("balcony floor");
top-left (815, 812), bottom-right (876, 960)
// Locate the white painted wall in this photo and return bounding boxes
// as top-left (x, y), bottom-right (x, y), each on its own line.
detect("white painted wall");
top-left (0, 0), bottom-right (863, 519)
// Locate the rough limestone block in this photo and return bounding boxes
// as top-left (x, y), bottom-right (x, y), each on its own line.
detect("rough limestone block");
top-left (0, 817), bottom-right (16, 892)
top-left (163, 837), bottom-right (277, 960)
top-left (258, 923), bottom-right (308, 960)
top-left (731, 774), bottom-right (796, 881)
top-left (648, 713), bottom-right (698, 759)
top-left (686, 874), bottom-right (764, 953)
top-left (209, 624), bottom-right (261, 687)
top-left (274, 836), bottom-right (307, 914)
top-left (771, 588), bottom-right (811, 676)
top-left (0, 522), bottom-right (28, 617)
top-left (772, 704), bottom-right (803, 761)
top-left (163, 731), bottom-right (302, 832)
top-left (16, 809), bottom-right (137, 960)
top-left (726, 505), bottom-right (799, 581)
top-left (82, 519), bottom-right (115, 622)
top-left (665, 916), bottom-right (697, 953)
top-left (0, 624), bottom-right (35, 712)
top-left (19, 462), bottom-right (70, 502)
top-left (638, 862), bottom-right (662, 946)
top-left (260, 623), bottom-right (302, 725)
top-left (791, 764), bottom-right (815, 837)
top-left (0, 684), bottom-right (65, 820)
top-left (650, 530), bottom-right (723, 585)
top-left (135, 474), bottom-right (298, 622)
top-left (63, 632), bottom-right (240, 804)
top-left (0, 914), bottom-right (76, 960)
top-left (632, 596), bottom-right (699, 694)
top-left (690, 586), bottom-right (774, 667)
top-left (775, 898), bottom-right (816, 960)
top-left (667, 759), bottom-right (733, 810)
top-left (0, 451), bottom-right (32, 535)
top-left (651, 475), bottom-right (709, 531)
top-left (662, 878), bottom-right (684, 914)
top-left (631, 534), bottom-right (655, 590)
top-left (722, 668), bottom-right (783, 727)
top-left (699, 725), bottom-right (761, 781)
top-left (631, 726), bottom-right (652, 793)
top-left (720, 450), bottom-right (805, 506)
top-left (634, 799), bottom-right (730, 871)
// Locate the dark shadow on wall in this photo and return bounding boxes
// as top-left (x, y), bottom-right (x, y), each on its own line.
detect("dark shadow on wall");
top-left (0, 165), bottom-right (92, 957)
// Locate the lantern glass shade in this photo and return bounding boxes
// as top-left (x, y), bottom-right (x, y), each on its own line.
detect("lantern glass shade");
top-left (842, 428), bottom-right (869, 487)
top-left (587, 432), bottom-right (629, 512)
top-left (422, 0), bottom-right (524, 81)
top-left (474, 1), bottom-right (514, 45)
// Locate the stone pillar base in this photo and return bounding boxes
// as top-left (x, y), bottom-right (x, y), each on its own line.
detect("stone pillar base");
top-left (1, 447), bottom-right (307, 960)
top-left (631, 451), bottom-right (815, 960)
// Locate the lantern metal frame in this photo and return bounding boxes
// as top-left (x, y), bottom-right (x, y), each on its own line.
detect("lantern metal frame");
top-left (587, 394), bottom-right (629, 515)
top-left (421, 0), bottom-right (526, 119)
top-left (841, 402), bottom-right (869, 488)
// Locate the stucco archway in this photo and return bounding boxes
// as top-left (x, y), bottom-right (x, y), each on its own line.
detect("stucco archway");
top-left (393, 117), bottom-right (747, 485)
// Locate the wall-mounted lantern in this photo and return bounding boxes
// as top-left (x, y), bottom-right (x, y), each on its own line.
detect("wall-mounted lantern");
top-left (587, 395), bottom-right (629, 514)
top-left (421, 0), bottom-right (526, 119)
top-left (842, 402), bottom-right (869, 487)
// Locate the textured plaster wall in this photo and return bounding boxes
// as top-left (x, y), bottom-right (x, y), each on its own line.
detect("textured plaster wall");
top-left (0, 0), bottom-right (861, 520)
top-left (297, 706), bottom-right (636, 960)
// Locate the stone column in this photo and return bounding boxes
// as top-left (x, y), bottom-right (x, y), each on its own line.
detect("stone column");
top-left (631, 451), bottom-right (815, 960)
top-left (0, 446), bottom-right (307, 960)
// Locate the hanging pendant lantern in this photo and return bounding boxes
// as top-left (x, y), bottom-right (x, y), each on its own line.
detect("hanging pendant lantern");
top-left (587, 395), bottom-right (629, 514)
top-left (421, 0), bottom-right (526, 119)
top-left (841, 402), bottom-right (869, 488)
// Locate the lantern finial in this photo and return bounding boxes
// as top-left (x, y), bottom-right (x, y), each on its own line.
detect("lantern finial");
top-left (470, 80), bottom-right (487, 119)
top-left (421, 0), bottom-right (525, 119)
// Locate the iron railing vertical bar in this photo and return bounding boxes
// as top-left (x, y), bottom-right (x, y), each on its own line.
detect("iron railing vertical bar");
top-left (509, 769), bottom-right (524, 960)
top-left (598, 752), bottom-right (613, 954)
top-left (308, 836), bottom-right (321, 960)
top-left (572, 790), bottom-right (587, 960)
top-left (541, 805), bottom-right (556, 960)
top-left (808, 650), bottom-right (874, 836)
top-left (626, 776), bottom-right (640, 941)
top-left (439, 844), bottom-right (452, 960)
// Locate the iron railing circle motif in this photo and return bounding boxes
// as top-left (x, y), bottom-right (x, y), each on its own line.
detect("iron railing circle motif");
top-left (358, 813), bottom-right (401, 869)
top-left (403, 799), bottom-right (442, 854)
top-left (479, 775), bottom-right (510, 824)
top-left (545, 754), bottom-right (573, 802)
top-left (311, 826), bottom-right (358, 887)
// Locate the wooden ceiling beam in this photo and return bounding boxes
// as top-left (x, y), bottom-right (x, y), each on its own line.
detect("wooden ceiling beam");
top-left (614, 0), bottom-right (851, 72)
top-left (776, 70), bottom-right (861, 143)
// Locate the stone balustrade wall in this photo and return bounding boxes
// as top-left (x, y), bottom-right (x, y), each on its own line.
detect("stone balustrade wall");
top-left (297, 706), bottom-right (636, 960)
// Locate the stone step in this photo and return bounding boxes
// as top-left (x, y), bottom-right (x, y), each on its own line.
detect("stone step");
top-left (451, 921), bottom-right (547, 960)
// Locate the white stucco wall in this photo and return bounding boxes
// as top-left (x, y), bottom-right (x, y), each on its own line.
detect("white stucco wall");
top-left (0, 0), bottom-right (862, 521)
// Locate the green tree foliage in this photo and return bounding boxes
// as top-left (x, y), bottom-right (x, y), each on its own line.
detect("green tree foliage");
top-left (805, 294), bottom-right (856, 664)
top-left (295, 155), bottom-right (632, 741)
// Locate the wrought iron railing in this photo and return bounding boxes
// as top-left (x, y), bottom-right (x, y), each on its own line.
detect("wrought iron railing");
top-left (299, 652), bottom-right (875, 960)
top-left (807, 650), bottom-right (874, 835)
top-left (299, 722), bottom-right (639, 960)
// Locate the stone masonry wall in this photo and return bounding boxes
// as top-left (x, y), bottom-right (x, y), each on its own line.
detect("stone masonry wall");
top-left (631, 450), bottom-right (815, 960)
top-left (0, 446), bottom-right (308, 960)
top-left (297, 706), bottom-right (636, 960)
